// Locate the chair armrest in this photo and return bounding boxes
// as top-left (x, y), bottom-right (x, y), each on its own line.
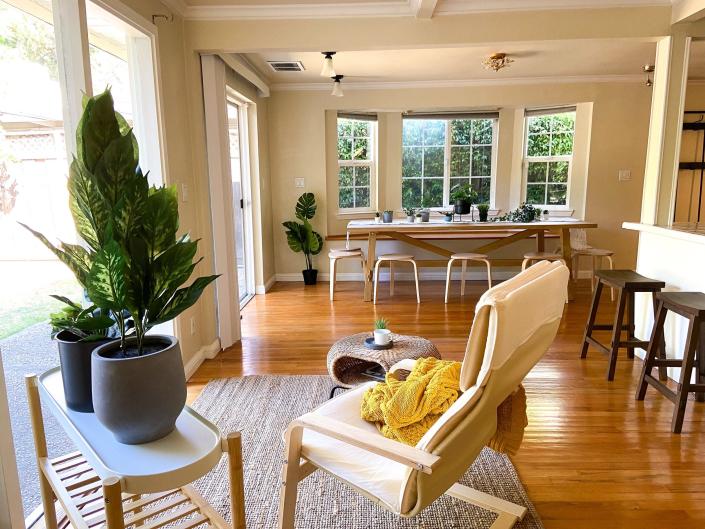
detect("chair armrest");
top-left (389, 358), bottom-right (417, 374)
top-left (294, 414), bottom-right (440, 474)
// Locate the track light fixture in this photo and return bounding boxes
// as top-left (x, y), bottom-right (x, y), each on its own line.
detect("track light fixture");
top-left (331, 75), bottom-right (344, 97)
top-left (321, 51), bottom-right (337, 77)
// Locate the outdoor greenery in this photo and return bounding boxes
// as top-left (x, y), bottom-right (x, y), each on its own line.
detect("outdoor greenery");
top-left (283, 192), bottom-right (323, 271)
top-left (338, 118), bottom-right (372, 209)
top-left (23, 89), bottom-right (218, 355)
top-left (49, 296), bottom-right (113, 342)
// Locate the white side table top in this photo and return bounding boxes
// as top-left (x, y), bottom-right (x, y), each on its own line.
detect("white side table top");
top-left (37, 367), bottom-right (223, 493)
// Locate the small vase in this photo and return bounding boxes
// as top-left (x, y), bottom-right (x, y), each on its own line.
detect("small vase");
top-left (420, 211), bottom-right (430, 222)
top-left (374, 329), bottom-right (392, 345)
top-left (407, 215), bottom-right (415, 223)
top-left (382, 212), bottom-right (393, 223)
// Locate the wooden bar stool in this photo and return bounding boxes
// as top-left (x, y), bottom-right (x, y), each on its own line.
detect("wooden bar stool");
top-left (329, 248), bottom-right (366, 301)
top-left (373, 254), bottom-right (420, 304)
top-left (636, 292), bottom-right (705, 433)
top-left (581, 270), bottom-right (665, 381)
top-left (444, 253), bottom-right (492, 303)
top-left (522, 251), bottom-right (565, 270)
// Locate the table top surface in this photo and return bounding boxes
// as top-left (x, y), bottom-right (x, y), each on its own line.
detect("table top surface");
top-left (347, 218), bottom-right (597, 232)
top-left (38, 367), bottom-right (223, 493)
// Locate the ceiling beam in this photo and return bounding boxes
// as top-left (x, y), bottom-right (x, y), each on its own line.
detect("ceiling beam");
top-left (411, 0), bottom-right (439, 18)
top-left (216, 53), bottom-right (271, 97)
top-left (672, 0), bottom-right (705, 24)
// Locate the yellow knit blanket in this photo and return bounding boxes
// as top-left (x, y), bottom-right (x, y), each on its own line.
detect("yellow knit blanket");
top-left (361, 357), bottom-right (527, 454)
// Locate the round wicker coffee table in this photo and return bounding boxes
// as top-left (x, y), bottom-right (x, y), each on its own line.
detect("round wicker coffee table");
top-left (327, 332), bottom-right (441, 397)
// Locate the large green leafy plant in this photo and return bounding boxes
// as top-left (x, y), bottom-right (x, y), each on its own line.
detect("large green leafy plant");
top-left (282, 193), bottom-right (323, 271)
top-left (23, 89), bottom-right (217, 355)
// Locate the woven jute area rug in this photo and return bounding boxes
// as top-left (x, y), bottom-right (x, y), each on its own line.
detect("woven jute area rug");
top-left (191, 375), bottom-right (543, 529)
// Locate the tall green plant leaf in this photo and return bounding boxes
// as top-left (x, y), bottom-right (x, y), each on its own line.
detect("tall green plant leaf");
top-left (68, 158), bottom-right (111, 250)
top-left (93, 130), bottom-right (140, 206)
top-left (295, 192), bottom-right (317, 220)
top-left (283, 221), bottom-right (305, 253)
top-left (151, 275), bottom-right (219, 326)
top-left (79, 91), bottom-right (122, 171)
top-left (302, 218), bottom-right (320, 253)
top-left (86, 240), bottom-right (127, 312)
top-left (19, 224), bottom-right (91, 286)
top-left (142, 186), bottom-right (178, 257)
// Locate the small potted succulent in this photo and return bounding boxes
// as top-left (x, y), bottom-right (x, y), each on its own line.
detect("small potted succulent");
top-left (441, 210), bottom-right (454, 222)
top-left (373, 317), bottom-right (392, 346)
top-left (450, 183), bottom-right (478, 217)
top-left (541, 209), bottom-right (550, 221)
top-left (477, 203), bottom-right (490, 222)
top-left (404, 207), bottom-right (416, 222)
top-left (374, 211), bottom-right (381, 223)
top-left (419, 209), bottom-right (430, 222)
top-left (382, 210), bottom-right (394, 223)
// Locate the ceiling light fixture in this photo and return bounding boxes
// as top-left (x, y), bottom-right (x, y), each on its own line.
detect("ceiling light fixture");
top-left (321, 51), bottom-right (337, 77)
top-left (643, 64), bottom-right (655, 87)
top-left (331, 75), bottom-right (344, 97)
top-left (482, 52), bottom-right (514, 72)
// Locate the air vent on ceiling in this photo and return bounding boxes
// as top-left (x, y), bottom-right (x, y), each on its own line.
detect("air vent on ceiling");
top-left (267, 61), bottom-right (305, 72)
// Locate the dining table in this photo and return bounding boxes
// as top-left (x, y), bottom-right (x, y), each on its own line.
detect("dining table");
top-left (345, 218), bottom-right (598, 302)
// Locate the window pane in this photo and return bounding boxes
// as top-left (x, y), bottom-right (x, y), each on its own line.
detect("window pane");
top-left (353, 120), bottom-right (369, 137)
top-left (450, 119), bottom-right (472, 145)
top-left (355, 187), bottom-right (370, 208)
top-left (472, 119), bottom-right (493, 145)
top-left (423, 178), bottom-right (444, 207)
top-left (338, 118), bottom-right (353, 137)
top-left (339, 187), bottom-right (354, 208)
top-left (402, 146), bottom-right (422, 178)
top-left (352, 137), bottom-right (369, 160)
top-left (450, 177), bottom-right (470, 193)
top-left (422, 120), bottom-right (445, 146)
top-left (338, 137), bottom-right (352, 160)
top-left (551, 133), bottom-right (573, 156)
top-left (528, 116), bottom-right (550, 134)
top-left (355, 166), bottom-right (370, 187)
top-left (527, 134), bottom-right (549, 156)
top-left (548, 161), bottom-right (569, 183)
top-left (527, 162), bottom-right (548, 183)
top-left (402, 179), bottom-right (422, 208)
top-left (547, 184), bottom-right (567, 205)
top-left (450, 146), bottom-right (470, 176)
top-left (471, 146), bottom-right (492, 176)
top-left (338, 166), bottom-right (353, 186)
top-left (472, 178), bottom-right (491, 204)
top-left (423, 147), bottom-right (444, 177)
top-left (552, 113), bottom-right (575, 132)
top-left (526, 184), bottom-right (546, 205)
top-left (402, 119), bottom-right (422, 145)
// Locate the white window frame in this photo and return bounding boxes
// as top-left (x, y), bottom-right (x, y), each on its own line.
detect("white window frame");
top-left (522, 111), bottom-right (575, 211)
top-left (402, 117), bottom-right (498, 210)
top-left (337, 118), bottom-right (377, 214)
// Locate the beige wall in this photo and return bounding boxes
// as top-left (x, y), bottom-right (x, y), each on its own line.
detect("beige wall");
top-left (269, 82), bottom-right (652, 278)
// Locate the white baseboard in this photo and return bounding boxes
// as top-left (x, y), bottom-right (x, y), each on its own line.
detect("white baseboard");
top-left (184, 338), bottom-right (222, 380)
top-left (255, 275), bottom-right (276, 294)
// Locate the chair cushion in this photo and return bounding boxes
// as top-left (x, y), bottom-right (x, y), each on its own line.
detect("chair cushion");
top-left (451, 253), bottom-right (489, 260)
top-left (378, 254), bottom-right (414, 261)
top-left (300, 383), bottom-right (409, 512)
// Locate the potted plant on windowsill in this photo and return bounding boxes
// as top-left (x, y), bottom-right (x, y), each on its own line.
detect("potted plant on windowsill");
top-left (283, 192), bottom-right (323, 285)
top-left (382, 210), bottom-right (394, 223)
top-left (24, 89), bottom-right (218, 444)
top-left (477, 203), bottom-right (490, 222)
top-left (450, 183), bottom-right (478, 218)
top-left (404, 207), bottom-right (416, 222)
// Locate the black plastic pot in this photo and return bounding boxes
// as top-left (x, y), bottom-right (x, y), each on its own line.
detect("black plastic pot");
top-left (454, 199), bottom-right (471, 215)
top-left (478, 209), bottom-right (489, 222)
top-left (55, 331), bottom-right (112, 413)
top-left (302, 269), bottom-right (318, 285)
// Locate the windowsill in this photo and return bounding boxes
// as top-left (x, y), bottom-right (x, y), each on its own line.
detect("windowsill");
top-left (336, 209), bottom-right (378, 219)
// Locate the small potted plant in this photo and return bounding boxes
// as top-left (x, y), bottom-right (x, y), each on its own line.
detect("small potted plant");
top-left (283, 192), bottom-right (324, 285)
top-left (49, 297), bottom-right (114, 412)
top-left (374, 211), bottom-right (381, 223)
top-left (541, 209), bottom-right (549, 221)
top-left (492, 203), bottom-right (540, 223)
top-left (441, 210), bottom-right (454, 222)
top-left (450, 183), bottom-right (478, 217)
top-left (477, 203), bottom-right (490, 222)
top-left (419, 209), bottom-right (430, 222)
top-left (373, 317), bottom-right (392, 346)
top-left (382, 210), bottom-right (394, 223)
top-left (404, 207), bottom-right (416, 222)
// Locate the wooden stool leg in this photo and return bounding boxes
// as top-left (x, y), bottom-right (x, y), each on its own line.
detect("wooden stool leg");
top-left (389, 261), bottom-right (395, 296)
top-left (581, 281), bottom-right (604, 359)
top-left (627, 290), bottom-right (636, 359)
top-left (606, 255), bottom-right (615, 301)
top-left (102, 476), bottom-right (125, 529)
top-left (591, 256), bottom-right (597, 292)
top-left (653, 294), bottom-right (669, 382)
top-left (460, 260), bottom-right (467, 296)
top-left (636, 299), bottom-right (667, 400)
top-left (607, 289), bottom-right (628, 381)
top-left (329, 258), bottom-right (336, 301)
top-left (411, 260), bottom-right (420, 304)
top-left (226, 433), bottom-right (246, 529)
top-left (444, 259), bottom-right (453, 304)
top-left (484, 259), bottom-right (492, 289)
top-left (373, 260), bottom-right (381, 304)
top-left (672, 316), bottom-right (699, 433)
top-left (697, 320), bottom-right (705, 403)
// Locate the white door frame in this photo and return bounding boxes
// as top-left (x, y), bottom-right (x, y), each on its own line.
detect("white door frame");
top-left (0, 350), bottom-right (24, 529)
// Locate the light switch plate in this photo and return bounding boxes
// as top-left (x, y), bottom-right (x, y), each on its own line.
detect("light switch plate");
top-left (618, 170), bottom-right (631, 182)
top-left (295, 177), bottom-right (305, 188)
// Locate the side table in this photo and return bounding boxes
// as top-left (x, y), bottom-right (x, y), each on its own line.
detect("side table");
top-left (26, 367), bottom-right (245, 529)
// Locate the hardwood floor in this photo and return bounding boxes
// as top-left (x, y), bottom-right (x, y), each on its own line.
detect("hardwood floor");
top-left (188, 278), bottom-right (705, 529)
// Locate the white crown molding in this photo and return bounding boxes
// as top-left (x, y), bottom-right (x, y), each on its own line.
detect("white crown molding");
top-left (435, 0), bottom-right (671, 16)
top-left (160, 0), bottom-right (188, 17)
top-left (271, 74), bottom-right (645, 92)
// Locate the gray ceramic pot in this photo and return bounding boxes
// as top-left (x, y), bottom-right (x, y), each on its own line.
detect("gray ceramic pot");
top-left (91, 335), bottom-right (186, 444)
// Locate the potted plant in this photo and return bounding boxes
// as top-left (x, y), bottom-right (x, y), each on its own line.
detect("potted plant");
top-left (441, 210), bottom-right (454, 222)
top-left (477, 203), bottom-right (490, 222)
top-left (450, 183), bottom-right (478, 217)
top-left (374, 211), bottom-right (381, 223)
top-left (382, 210), bottom-right (394, 223)
top-left (541, 209), bottom-right (550, 221)
top-left (24, 89), bottom-right (218, 444)
top-left (49, 297), bottom-right (114, 412)
top-left (404, 207), bottom-right (416, 222)
top-left (492, 203), bottom-right (540, 223)
top-left (419, 209), bottom-right (430, 222)
top-left (373, 317), bottom-right (391, 346)
top-left (283, 192), bottom-right (323, 285)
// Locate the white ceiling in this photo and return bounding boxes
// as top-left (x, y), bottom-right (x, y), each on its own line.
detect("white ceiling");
top-left (244, 40), bottom-right (657, 86)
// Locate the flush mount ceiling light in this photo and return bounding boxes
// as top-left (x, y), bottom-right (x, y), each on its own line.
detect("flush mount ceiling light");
top-left (482, 52), bottom-right (514, 72)
top-left (321, 51), bottom-right (337, 77)
top-left (331, 75), bottom-right (344, 97)
top-left (643, 64), bottom-right (655, 87)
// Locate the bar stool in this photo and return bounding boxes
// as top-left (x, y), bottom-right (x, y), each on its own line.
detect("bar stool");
top-left (522, 251), bottom-right (565, 270)
top-left (444, 253), bottom-right (492, 303)
top-left (329, 248), bottom-right (366, 301)
top-left (636, 292), bottom-right (705, 433)
top-left (581, 270), bottom-right (665, 381)
top-left (373, 254), bottom-right (420, 304)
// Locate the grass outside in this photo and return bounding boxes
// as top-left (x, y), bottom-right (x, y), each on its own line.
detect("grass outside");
top-left (0, 260), bottom-right (82, 340)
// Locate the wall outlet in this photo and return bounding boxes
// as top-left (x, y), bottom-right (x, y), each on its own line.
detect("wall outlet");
top-left (190, 317), bottom-right (196, 336)
top-left (295, 177), bottom-right (305, 188)
top-left (618, 170), bottom-right (631, 182)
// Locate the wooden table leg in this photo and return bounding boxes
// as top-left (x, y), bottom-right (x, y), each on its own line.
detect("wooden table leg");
top-left (560, 228), bottom-right (575, 301)
top-left (363, 233), bottom-right (376, 302)
top-left (536, 230), bottom-right (545, 252)
top-left (103, 476), bottom-right (125, 529)
top-left (226, 433), bottom-right (246, 529)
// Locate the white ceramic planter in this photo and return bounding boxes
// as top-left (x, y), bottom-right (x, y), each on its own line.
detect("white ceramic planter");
top-left (374, 329), bottom-right (392, 345)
